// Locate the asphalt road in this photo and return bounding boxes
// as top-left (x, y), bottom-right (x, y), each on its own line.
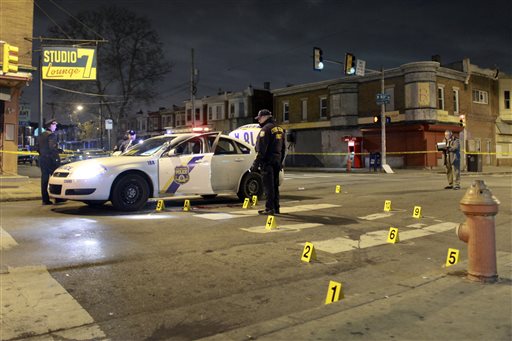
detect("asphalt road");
top-left (1, 170), bottom-right (511, 340)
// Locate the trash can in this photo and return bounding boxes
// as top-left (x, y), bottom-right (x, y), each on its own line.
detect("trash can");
top-left (369, 152), bottom-right (381, 172)
top-left (466, 154), bottom-right (482, 172)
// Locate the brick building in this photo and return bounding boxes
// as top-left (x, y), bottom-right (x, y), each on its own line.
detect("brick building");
top-left (0, 0), bottom-right (34, 174)
top-left (273, 59), bottom-right (501, 169)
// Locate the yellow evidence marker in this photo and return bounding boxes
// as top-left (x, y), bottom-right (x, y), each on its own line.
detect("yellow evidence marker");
top-left (384, 200), bottom-right (392, 212)
top-left (412, 206), bottom-right (422, 218)
top-left (251, 195), bottom-right (258, 207)
top-left (387, 227), bottom-right (399, 243)
top-left (265, 215), bottom-right (277, 230)
top-left (445, 248), bottom-right (460, 267)
top-left (156, 199), bottom-right (165, 212)
top-left (301, 242), bottom-right (317, 262)
top-left (183, 199), bottom-right (191, 212)
top-left (335, 185), bottom-right (341, 193)
top-left (325, 280), bottom-right (344, 305)
top-left (242, 198), bottom-right (250, 209)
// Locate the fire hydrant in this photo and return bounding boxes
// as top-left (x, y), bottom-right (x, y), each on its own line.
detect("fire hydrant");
top-left (457, 180), bottom-right (500, 283)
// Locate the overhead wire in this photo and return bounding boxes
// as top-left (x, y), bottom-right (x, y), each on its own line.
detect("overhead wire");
top-left (33, 0), bottom-right (72, 40)
top-left (47, 0), bottom-right (107, 41)
top-left (44, 83), bottom-right (125, 97)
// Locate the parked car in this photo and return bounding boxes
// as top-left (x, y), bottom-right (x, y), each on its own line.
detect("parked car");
top-left (48, 132), bottom-right (264, 211)
top-left (17, 148), bottom-right (35, 165)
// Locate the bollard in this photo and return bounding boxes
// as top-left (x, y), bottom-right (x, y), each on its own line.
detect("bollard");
top-left (456, 180), bottom-right (500, 283)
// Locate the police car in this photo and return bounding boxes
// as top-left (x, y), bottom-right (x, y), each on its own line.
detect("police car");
top-left (48, 132), bottom-right (263, 211)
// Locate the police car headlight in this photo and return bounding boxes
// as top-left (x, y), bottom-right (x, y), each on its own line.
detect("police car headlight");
top-left (71, 164), bottom-right (107, 179)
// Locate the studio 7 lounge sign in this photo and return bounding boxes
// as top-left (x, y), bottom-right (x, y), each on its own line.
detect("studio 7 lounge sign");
top-left (41, 46), bottom-right (97, 80)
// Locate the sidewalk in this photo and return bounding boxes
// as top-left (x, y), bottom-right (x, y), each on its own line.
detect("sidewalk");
top-left (0, 166), bottom-right (510, 203)
top-left (202, 251), bottom-right (512, 341)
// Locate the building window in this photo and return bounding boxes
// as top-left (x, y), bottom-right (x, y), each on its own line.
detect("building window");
top-left (385, 87), bottom-right (395, 112)
top-left (239, 102), bottom-right (245, 117)
top-left (187, 109), bottom-right (192, 121)
top-left (301, 99), bottom-right (307, 121)
top-left (320, 96), bottom-right (327, 119)
top-left (453, 88), bottom-right (460, 114)
top-left (283, 101), bottom-right (289, 122)
top-left (216, 105), bottom-right (222, 120)
top-left (208, 107), bottom-right (213, 121)
top-left (472, 90), bottom-right (488, 104)
top-left (437, 86), bottom-right (445, 110)
top-left (195, 108), bottom-right (200, 122)
top-left (505, 90), bottom-right (510, 109)
top-left (229, 103), bottom-right (235, 118)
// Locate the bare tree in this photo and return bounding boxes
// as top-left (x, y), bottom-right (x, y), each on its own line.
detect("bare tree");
top-left (47, 6), bottom-right (172, 143)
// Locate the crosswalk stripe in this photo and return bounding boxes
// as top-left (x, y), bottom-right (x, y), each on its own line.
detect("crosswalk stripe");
top-left (1, 227), bottom-right (18, 250)
top-left (241, 223), bottom-right (323, 234)
top-left (311, 222), bottom-right (458, 254)
top-left (358, 212), bottom-right (393, 220)
top-left (1, 265), bottom-right (107, 340)
top-left (229, 203), bottom-right (341, 216)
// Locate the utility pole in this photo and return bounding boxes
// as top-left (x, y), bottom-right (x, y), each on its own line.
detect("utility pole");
top-left (99, 99), bottom-right (103, 149)
top-left (380, 66), bottom-right (387, 167)
top-left (190, 48), bottom-right (196, 128)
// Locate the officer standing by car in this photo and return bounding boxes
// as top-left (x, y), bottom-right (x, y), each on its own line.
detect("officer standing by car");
top-left (250, 109), bottom-right (285, 215)
top-left (117, 130), bottom-right (137, 152)
top-left (37, 119), bottom-right (61, 205)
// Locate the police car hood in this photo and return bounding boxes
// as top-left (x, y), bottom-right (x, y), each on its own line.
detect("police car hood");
top-left (57, 155), bottom-right (150, 171)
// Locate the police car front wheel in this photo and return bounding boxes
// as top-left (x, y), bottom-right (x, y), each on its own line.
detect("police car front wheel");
top-left (111, 173), bottom-right (149, 211)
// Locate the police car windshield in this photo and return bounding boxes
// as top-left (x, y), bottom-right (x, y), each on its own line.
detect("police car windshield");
top-left (123, 136), bottom-right (176, 156)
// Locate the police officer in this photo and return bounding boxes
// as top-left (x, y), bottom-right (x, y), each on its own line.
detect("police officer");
top-left (117, 130), bottom-right (137, 152)
top-left (443, 130), bottom-right (461, 190)
top-left (37, 119), bottom-right (61, 205)
top-left (250, 109), bottom-right (285, 215)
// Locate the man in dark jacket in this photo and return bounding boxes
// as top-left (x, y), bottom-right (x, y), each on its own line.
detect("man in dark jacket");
top-left (37, 119), bottom-right (61, 205)
top-left (250, 109), bottom-right (285, 215)
top-left (443, 130), bottom-right (461, 190)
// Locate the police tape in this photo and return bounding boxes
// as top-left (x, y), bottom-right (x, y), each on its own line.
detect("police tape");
top-left (287, 151), bottom-right (512, 156)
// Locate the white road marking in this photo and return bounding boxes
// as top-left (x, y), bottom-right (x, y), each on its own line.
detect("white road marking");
top-left (0, 227), bottom-right (18, 250)
top-left (1, 265), bottom-right (107, 340)
top-left (358, 212), bottom-right (393, 220)
top-left (230, 203), bottom-right (341, 216)
top-left (241, 223), bottom-right (323, 234)
top-left (407, 223), bottom-right (428, 228)
top-left (196, 213), bottom-right (237, 220)
top-left (310, 222), bottom-right (458, 254)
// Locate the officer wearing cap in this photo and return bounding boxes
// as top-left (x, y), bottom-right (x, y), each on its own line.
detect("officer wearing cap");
top-left (37, 119), bottom-right (61, 205)
top-left (118, 130), bottom-right (137, 152)
top-left (250, 109), bottom-right (285, 215)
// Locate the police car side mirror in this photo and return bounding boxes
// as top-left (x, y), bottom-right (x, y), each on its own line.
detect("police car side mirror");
top-left (167, 149), bottom-right (179, 157)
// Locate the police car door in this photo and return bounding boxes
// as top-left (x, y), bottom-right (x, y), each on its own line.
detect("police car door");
top-left (209, 135), bottom-right (252, 191)
top-left (158, 135), bottom-right (214, 195)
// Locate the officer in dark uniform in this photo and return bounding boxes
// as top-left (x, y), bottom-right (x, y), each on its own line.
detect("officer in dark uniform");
top-left (37, 119), bottom-right (61, 205)
top-left (250, 109), bottom-right (285, 215)
top-left (117, 130), bottom-right (137, 152)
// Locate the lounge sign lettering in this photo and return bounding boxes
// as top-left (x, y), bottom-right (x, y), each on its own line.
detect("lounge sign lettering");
top-left (41, 46), bottom-right (97, 80)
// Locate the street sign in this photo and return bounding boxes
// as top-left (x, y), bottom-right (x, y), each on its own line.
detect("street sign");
top-left (355, 59), bottom-right (366, 76)
top-left (376, 93), bottom-right (391, 105)
top-left (105, 119), bottom-right (113, 130)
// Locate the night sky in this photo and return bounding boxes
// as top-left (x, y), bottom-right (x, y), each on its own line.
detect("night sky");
top-left (25, 0), bottom-right (512, 122)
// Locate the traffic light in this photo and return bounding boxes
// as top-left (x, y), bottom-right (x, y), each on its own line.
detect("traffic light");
top-left (2, 43), bottom-right (19, 73)
top-left (459, 114), bottom-right (466, 127)
top-left (313, 47), bottom-right (323, 71)
top-left (344, 53), bottom-right (356, 75)
top-left (373, 115), bottom-right (391, 124)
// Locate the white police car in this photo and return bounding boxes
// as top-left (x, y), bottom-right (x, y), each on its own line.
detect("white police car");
top-left (48, 132), bottom-right (263, 211)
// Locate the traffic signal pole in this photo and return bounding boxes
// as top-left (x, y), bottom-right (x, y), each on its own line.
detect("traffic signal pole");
top-left (380, 66), bottom-right (387, 167)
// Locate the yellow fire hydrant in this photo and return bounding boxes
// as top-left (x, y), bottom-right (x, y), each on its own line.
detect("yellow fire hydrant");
top-left (457, 180), bottom-right (500, 283)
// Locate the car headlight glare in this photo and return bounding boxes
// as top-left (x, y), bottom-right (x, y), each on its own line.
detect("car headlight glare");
top-left (72, 163), bottom-right (107, 179)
